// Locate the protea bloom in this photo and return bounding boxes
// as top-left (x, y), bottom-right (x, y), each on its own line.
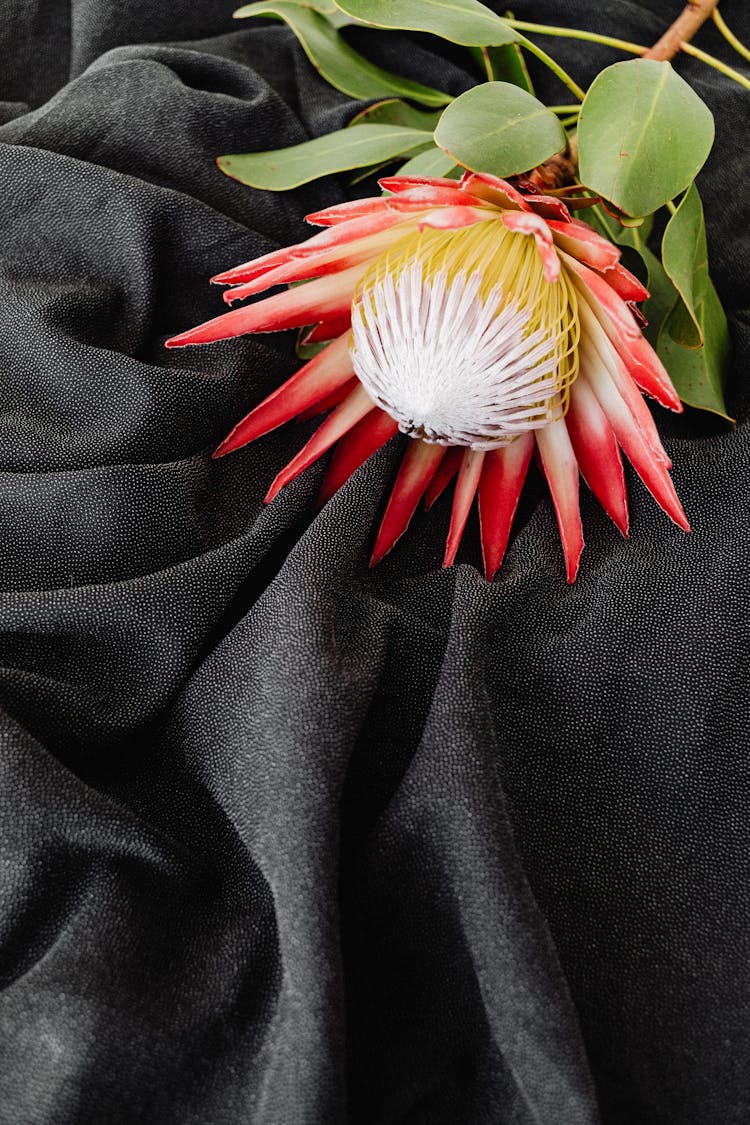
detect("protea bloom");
top-left (166, 172), bottom-right (689, 581)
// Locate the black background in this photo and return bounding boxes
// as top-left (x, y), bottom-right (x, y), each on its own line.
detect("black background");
top-left (0, 2), bottom-right (749, 1122)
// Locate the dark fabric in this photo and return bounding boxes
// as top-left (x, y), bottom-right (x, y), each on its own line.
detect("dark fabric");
top-left (0, 1), bottom-right (748, 1122)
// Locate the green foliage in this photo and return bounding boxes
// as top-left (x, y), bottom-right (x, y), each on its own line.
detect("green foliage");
top-left (588, 197), bottom-right (730, 419)
top-left (233, 1), bottom-right (450, 105)
top-left (217, 124), bottom-right (431, 189)
top-left (578, 59), bottom-right (714, 217)
top-left (397, 146), bottom-right (460, 177)
top-left (468, 42), bottom-right (534, 90)
top-left (658, 283), bottom-right (732, 420)
top-left (434, 82), bottom-right (566, 177)
top-left (661, 184), bottom-right (708, 348)
top-left (348, 99), bottom-right (442, 130)
top-left (332, 0), bottom-right (517, 46)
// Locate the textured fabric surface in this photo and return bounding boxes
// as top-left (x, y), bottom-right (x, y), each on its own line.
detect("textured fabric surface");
top-left (0, 2), bottom-right (748, 1122)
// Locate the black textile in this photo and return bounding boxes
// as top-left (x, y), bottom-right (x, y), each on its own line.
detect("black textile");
top-left (0, 2), bottom-right (748, 1122)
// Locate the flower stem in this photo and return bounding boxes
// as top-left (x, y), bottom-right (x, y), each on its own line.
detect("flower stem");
top-left (506, 20), bottom-right (643, 56)
top-left (681, 41), bottom-right (750, 92)
top-left (549, 104), bottom-right (581, 114)
top-left (506, 13), bottom-right (750, 95)
top-left (712, 7), bottom-right (750, 66)
top-left (514, 33), bottom-right (586, 101)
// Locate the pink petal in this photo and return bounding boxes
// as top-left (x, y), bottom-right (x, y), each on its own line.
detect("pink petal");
top-left (478, 433), bottom-right (534, 580)
top-left (317, 408), bottom-right (399, 507)
top-left (306, 192), bottom-right (445, 226)
top-left (547, 218), bottom-right (620, 271)
top-left (379, 175), bottom-right (463, 194)
top-left (580, 352), bottom-right (690, 531)
top-left (370, 441), bottom-right (446, 567)
top-left (621, 330), bottom-right (683, 412)
top-left (265, 384), bottom-right (374, 503)
top-left (165, 263), bottom-right (364, 347)
top-left (535, 418), bottom-right (584, 583)
top-left (221, 224), bottom-right (410, 304)
top-left (459, 172), bottom-right (531, 212)
top-left (379, 177), bottom-right (483, 207)
top-left (566, 377), bottom-right (629, 536)
top-left (212, 211), bottom-right (409, 285)
top-left (524, 194), bottom-right (572, 222)
top-left (297, 376), bottom-right (358, 422)
top-left (302, 315), bottom-right (352, 344)
top-left (444, 449), bottom-right (485, 567)
top-left (502, 211), bottom-right (560, 283)
top-left (577, 299), bottom-right (672, 468)
top-left (562, 251), bottom-right (682, 410)
top-left (424, 447), bottom-right (463, 510)
top-left (596, 261), bottom-right (649, 303)
top-left (212, 332), bottom-right (353, 457)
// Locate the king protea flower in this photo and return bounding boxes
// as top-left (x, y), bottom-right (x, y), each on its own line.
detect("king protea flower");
top-left (166, 172), bottom-right (689, 581)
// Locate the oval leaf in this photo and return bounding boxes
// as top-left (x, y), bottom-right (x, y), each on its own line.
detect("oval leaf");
top-left (661, 183), bottom-right (708, 348)
top-left (217, 124), bottom-right (430, 190)
top-left (434, 82), bottom-right (566, 178)
top-left (233, 1), bottom-right (450, 106)
top-left (658, 280), bottom-right (732, 420)
top-left (333, 0), bottom-right (517, 46)
top-left (578, 59), bottom-right (714, 217)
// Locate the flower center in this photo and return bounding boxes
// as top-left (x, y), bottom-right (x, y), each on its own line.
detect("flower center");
top-left (349, 222), bottom-right (580, 449)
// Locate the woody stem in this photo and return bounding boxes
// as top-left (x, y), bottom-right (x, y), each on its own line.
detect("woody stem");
top-left (642, 0), bottom-right (721, 61)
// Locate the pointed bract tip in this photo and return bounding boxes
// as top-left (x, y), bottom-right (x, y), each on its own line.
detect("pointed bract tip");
top-left (443, 545), bottom-right (459, 569)
top-left (264, 480), bottom-right (282, 505)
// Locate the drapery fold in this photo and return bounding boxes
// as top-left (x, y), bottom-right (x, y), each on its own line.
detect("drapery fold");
top-left (0, 2), bottom-right (748, 1121)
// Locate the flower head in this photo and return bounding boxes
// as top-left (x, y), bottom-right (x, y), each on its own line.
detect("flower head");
top-left (166, 172), bottom-right (688, 581)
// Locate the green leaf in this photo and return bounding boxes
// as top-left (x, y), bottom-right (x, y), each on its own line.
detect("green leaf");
top-left (293, 0), bottom-right (357, 23)
top-left (348, 98), bottom-right (442, 131)
top-left (661, 183), bottom-right (708, 348)
top-left (332, 0), bottom-right (518, 46)
top-left (296, 329), bottom-right (330, 361)
top-left (397, 145), bottom-right (459, 177)
top-left (658, 280), bottom-right (732, 420)
top-left (468, 43), bottom-right (533, 92)
top-left (347, 142), bottom-right (434, 184)
top-left (232, 1), bottom-right (450, 105)
top-left (434, 82), bottom-right (566, 178)
top-left (577, 59), bottom-right (714, 217)
top-left (588, 203), bottom-right (731, 418)
top-left (217, 124), bottom-right (431, 189)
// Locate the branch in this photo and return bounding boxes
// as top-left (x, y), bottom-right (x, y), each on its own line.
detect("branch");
top-left (643, 0), bottom-right (721, 62)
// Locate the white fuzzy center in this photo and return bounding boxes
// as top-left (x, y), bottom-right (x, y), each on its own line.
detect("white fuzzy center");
top-left (350, 262), bottom-right (563, 449)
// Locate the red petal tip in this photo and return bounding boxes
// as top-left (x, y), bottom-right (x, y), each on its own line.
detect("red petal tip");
top-left (264, 478), bottom-right (283, 504)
